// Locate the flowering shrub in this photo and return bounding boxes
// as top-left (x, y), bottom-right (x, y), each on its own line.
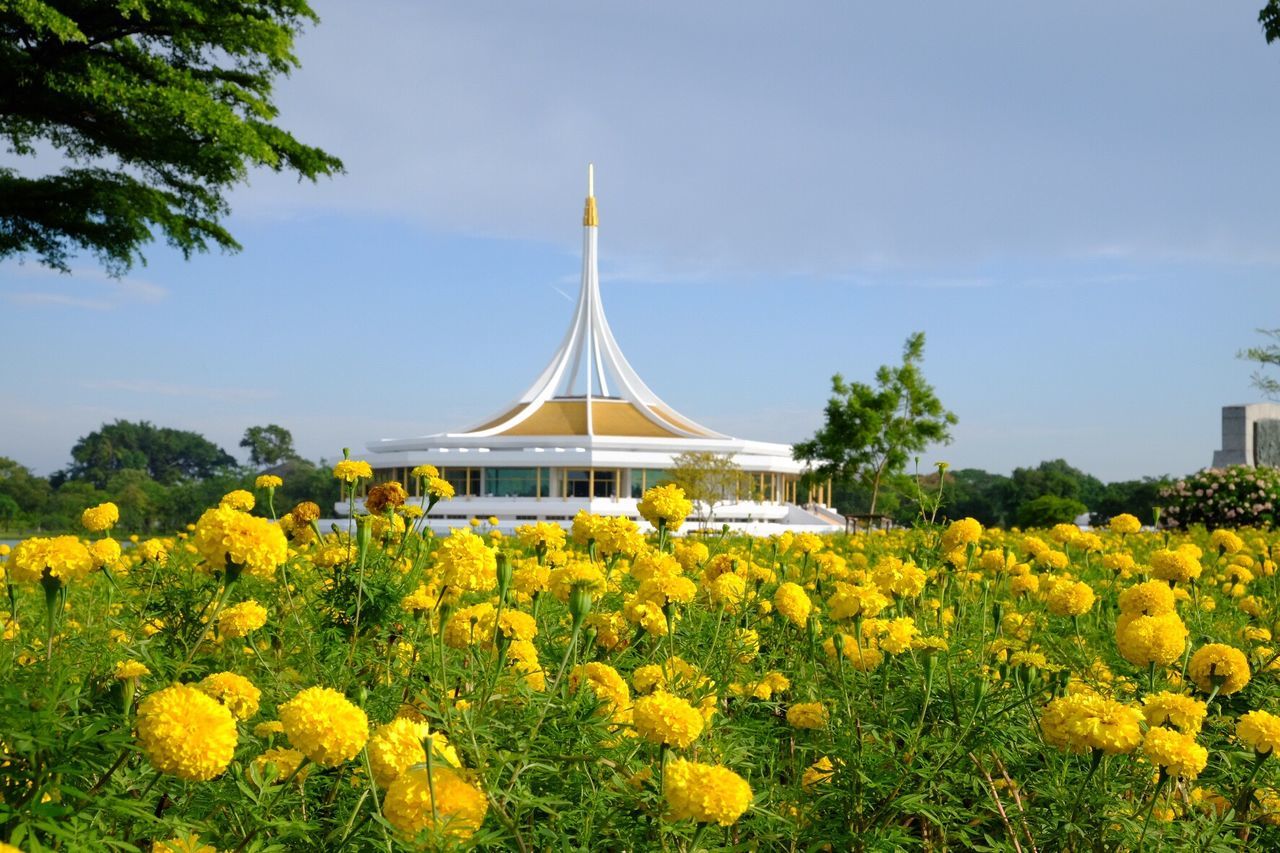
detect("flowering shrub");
top-left (1160, 465), bottom-right (1280, 529)
top-left (2, 482), bottom-right (1280, 849)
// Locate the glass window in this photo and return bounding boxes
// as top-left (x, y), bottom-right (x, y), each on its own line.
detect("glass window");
top-left (565, 469), bottom-right (590, 498)
top-left (440, 467), bottom-right (480, 497)
top-left (593, 469), bottom-right (616, 498)
top-left (631, 469), bottom-right (672, 498)
top-left (484, 468), bottom-right (547, 498)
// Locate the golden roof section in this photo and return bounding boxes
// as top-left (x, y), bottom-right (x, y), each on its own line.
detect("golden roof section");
top-left (491, 399), bottom-right (683, 438)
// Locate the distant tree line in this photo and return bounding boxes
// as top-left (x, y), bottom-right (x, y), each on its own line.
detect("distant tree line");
top-left (813, 458), bottom-right (1169, 529)
top-left (0, 420), bottom-right (340, 534)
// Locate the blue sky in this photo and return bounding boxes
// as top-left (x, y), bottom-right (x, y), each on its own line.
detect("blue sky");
top-left (3, 1), bottom-right (1280, 481)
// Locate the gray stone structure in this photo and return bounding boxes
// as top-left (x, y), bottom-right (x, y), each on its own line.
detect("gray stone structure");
top-left (1212, 403), bottom-right (1280, 467)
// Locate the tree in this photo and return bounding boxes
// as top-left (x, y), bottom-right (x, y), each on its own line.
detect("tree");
top-left (794, 332), bottom-right (957, 515)
top-left (1016, 495), bottom-right (1087, 528)
top-left (0, 2), bottom-right (342, 274)
top-left (667, 451), bottom-right (748, 529)
top-left (1238, 328), bottom-right (1280, 400)
top-left (1006, 459), bottom-right (1104, 512)
top-left (240, 424), bottom-right (299, 468)
top-left (60, 420), bottom-right (237, 487)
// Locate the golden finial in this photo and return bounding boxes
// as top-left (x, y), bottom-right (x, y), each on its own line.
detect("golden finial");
top-left (583, 162), bottom-right (598, 227)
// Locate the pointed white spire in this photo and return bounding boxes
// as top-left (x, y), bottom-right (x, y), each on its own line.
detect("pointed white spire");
top-left (456, 166), bottom-right (725, 439)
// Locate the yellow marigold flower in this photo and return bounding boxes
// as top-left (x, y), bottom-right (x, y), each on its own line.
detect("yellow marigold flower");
top-left (1118, 580), bottom-right (1177, 617)
top-left (549, 560), bottom-right (607, 603)
top-left (367, 717), bottom-right (461, 788)
top-left (941, 517), bottom-right (982, 553)
top-left (218, 600), bottom-right (268, 639)
top-left (1143, 727), bottom-right (1208, 779)
top-left (436, 529), bottom-right (497, 593)
top-left (290, 501), bottom-right (321, 524)
top-left (1109, 513), bottom-right (1142, 534)
top-left (1150, 548), bottom-right (1202, 584)
top-left (1041, 693), bottom-right (1143, 755)
top-left (332, 459), bottom-right (373, 483)
top-left (674, 540), bottom-right (710, 571)
top-left (136, 684), bottom-right (237, 781)
top-left (594, 515), bottom-right (643, 557)
top-left (279, 686), bottom-right (369, 766)
top-left (254, 721), bottom-right (285, 738)
top-left (89, 537), bottom-right (122, 570)
top-left (219, 489), bottom-right (255, 511)
top-left (1115, 613), bottom-right (1187, 668)
top-left (630, 548), bottom-right (683, 581)
top-left (443, 603), bottom-right (496, 649)
top-left (1188, 643), bottom-right (1251, 695)
top-left (401, 582), bottom-right (439, 615)
top-left (365, 481), bottom-right (408, 515)
top-left (255, 474), bottom-right (283, 490)
top-left (773, 582), bottom-right (812, 627)
top-left (425, 476), bottom-right (455, 500)
top-left (496, 610), bottom-right (538, 642)
top-left (81, 502), bottom-right (120, 533)
top-left (879, 617), bottom-right (918, 655)
top-left (786, 701), bottom-right (829, 730)
top-left (827, 582), bottom-right (889, 621)
top-left (664, 758), bottom-right (752, 826)
top-left (198, 671), bottom-right (261, 720)
top-left (707, 572), bottom-right (747, 612)
top-left (571, 510), bottom-right (601, 545)
top-left (624, 597), bottom-right (670, 637)
top-left (569, 662), bottom-right (631, 725)
top-left (638, 484), bottom-right (693, 531)
top-left (253, 747), bottom-right (309, 783)
top-left (587, 611), bottom-right (631, 652)
top-left (383, 765), bottom-right (488, 840)
top-left (410, 463), bottom-right (439, 480)
top-left (9, 536), bottom-right (93, 585)
top-left (1238, 710), bottom-right (1280, 756)
top-left (1011, 573), bottom-right (1040, 596)
top-left (114, 660), bottom-right (150, 679)
top-left (1047, 580), bottom-right (1095, 617)
top-left (872, 558), bottom-right (927, 597)
top-left (636, 574), bottom-right (698, 607)
top-left (1102, 552), bottom-right (1137, 576)
top-left (1142, 692), bottom-right (1207, 735)
top-left (1210, 529), bottom-right (1244, 554)
top-left (633, 692), bottom-right (704, 748)
top-left (516, 520), bottom-right (566, 552)
top-left (802, 756), bottom-right (836, 791)
top-left (193, 507), bottom-right (287, 580)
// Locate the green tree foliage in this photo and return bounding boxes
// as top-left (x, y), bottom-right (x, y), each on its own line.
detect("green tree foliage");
top-left (1007, 459), bottom-right (1104, 512)
top-left (1237, 328), bottom-right (1280, 400)
top-left (0, 456), bottom-right (53, 525)
top-left (59, 420), bottom-right (237, 488)
top-left (1262, 1), bottom-right (1280, 43)
top-left (1089, 477), bottom-right (1170, 527)
top-left (0, 1), bottom-right (342, 274)
top-left (240, 424), bottom-right (299, 468)
top-left (667, 451), bottom-right (748, 529)
top-left (943, 468), bottom-right (1016, 527)
top-left (1015, 494), bottom-right (1088, 528)
top-left (794, 332), bottom-right (957, 515)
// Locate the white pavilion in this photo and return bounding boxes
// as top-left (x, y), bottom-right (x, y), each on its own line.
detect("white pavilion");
top-left (342, 168), bottom-right (842, 534)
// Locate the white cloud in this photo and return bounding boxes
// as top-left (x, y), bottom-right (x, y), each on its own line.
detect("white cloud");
top-left (1, 264), bottom-right (168, 309)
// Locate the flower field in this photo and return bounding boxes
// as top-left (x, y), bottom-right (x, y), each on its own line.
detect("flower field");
top-left (2, 469), bottom-right (1280, 851)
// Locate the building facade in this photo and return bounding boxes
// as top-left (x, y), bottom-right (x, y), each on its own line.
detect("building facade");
top-left (339, 168), bottom-right (840, 534)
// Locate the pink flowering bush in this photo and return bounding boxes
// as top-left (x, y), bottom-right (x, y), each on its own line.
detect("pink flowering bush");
top-left (1159, 465), bottom-right (1280, 529)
